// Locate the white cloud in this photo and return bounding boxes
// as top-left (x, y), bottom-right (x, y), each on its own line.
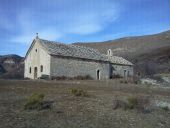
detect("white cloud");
top-left (11, 10), bottom-right (63, 44)
top-left (39, 28), bottom-right (62, 41)
top-left (11, 0), bottom-right (120, 44)
top-left (60, 0), bottom-right (120, 35)
top-left (11, 28), bottom-right (62, 44)
top-left (70, 23), bottom-right (102, 35)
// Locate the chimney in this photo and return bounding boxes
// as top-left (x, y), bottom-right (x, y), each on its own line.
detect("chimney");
top-left (36, 33), bottom-right (39, 39)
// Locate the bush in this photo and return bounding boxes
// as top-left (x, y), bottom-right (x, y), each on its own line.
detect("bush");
top-left (126, 96), bottom-right (150, 112)
top-left (71, 89), bottom-right (88, 97)
top-left (24, 93), bottom-right (45, 110)
top-left (113, 96), bottom-right (150, 113)
top-left (126, 96), bottom-right (138, 109)
top-left (51, 76), bottom-right (67, 80)
top-left (134, 80), bottom-right (138, 84)
top-left (73, 75), bottom-right (92, 80)
top-left (162, 106), bottom-right (169, 111)
top-left (120, 80), bottom-right (128, 84)
top-left (51, 75), bottom-right (93, 80)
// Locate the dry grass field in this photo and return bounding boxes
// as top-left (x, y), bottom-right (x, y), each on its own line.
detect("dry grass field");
top-left (0, 79), bottom-right (170, 128)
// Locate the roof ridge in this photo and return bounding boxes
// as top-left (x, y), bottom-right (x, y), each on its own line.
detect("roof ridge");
top-left (39, 38), bottom-right (100, 53)
top-left (39, 38), bottom-right (63, 44)
top-left (38, 38), bottom-right (133, 65)
top-left (38, 38), bottom-right (108, 61)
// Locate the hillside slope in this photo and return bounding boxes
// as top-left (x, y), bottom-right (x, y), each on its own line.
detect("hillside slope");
top-left (0, 55), bottom-right (24, 79)
top-left (74, 30), bottom-right (170, 76)
top-left (74, 30), bottom-right (170, 58)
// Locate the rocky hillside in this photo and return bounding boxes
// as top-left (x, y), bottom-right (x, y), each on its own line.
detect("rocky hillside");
top-left (74, 30), bottom-right (170, 76)
top-left (0, 54), bottom-right (24, 79)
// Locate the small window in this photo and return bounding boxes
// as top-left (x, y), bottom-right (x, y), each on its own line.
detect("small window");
top-left (35, 49), bottom-right (37, 52)
top-left (124, 70), bottom-right (126, 77)
top-left (29, 67), bottom-right (31, 74)
top-left (127, 71), bottom-right (130, 77)
top-left (40, 65), bottom-right (43, 72)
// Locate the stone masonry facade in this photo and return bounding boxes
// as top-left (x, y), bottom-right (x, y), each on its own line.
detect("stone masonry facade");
top-left (24, 37), bottom-right (133, 80)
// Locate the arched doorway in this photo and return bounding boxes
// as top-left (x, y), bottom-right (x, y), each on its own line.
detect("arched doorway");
top-left (124, 70), bottom-right (126, 77)
top-left (34, 67), bottom-right (38, 79)
top-left (97, 70), bottom-right (100, 80)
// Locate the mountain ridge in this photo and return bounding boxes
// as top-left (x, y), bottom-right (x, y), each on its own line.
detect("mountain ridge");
top-left (0, 54), bottom-right (24, 79)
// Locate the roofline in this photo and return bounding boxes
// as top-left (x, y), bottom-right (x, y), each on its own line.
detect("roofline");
top-left (24, 39), bottom-right (36, 60)
top-left (50, 54), bottom-right (133, 66)
top-left (24, 38), bottom-right (133, 66)
top-left (24, 38), bottom-right (52, 60)
top-left (50, 54), bottom-right (109, 64)
top-left (110, 62), bottom-right (133, 66)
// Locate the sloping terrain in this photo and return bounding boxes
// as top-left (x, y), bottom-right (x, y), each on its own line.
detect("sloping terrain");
top-left (0, 54), bottom-right (24, 79)
top-left (134, 46), bottom-right (170, 76)
top-left (74, 30), bottom-right (170, 76)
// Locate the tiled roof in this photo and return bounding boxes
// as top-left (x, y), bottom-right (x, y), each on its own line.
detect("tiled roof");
top-left (107, 56), bottom-right (133, 66)
top-left (39, 38), bottom-right (133, 65)
top-left (39, 39), bottom-right (108, 61)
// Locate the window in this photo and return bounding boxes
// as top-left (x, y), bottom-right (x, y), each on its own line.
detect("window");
top-left (35, 49), bottom-right (37, 52)
top-left (127, 71), bottom-right (130, 77)
top-left (40, 65), bottom-right (43, 72)
top-left (124, 70), bottom-right (126, 77)
top-left (29, 67), bottom-right (31, 74)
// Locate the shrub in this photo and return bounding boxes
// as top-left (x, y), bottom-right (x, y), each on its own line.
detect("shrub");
top-left (126, 96), bottom-right (150, 112)
top-left (124, 80), bottom-right (128, 84)
top-left (162, 106), bottom-right (169, 111)
top-left (71, 89), bottom-right (88, 97)
top-left (120, 80), bottom-right (128, 84)
top-left (51, 75), bottom-right (93, 80)
top-left (126, 96), bottom-right (138, 109)
top-left (24, 93), bottom-right (45, 110)
top-left (73, 75), bottom-right (92, 80)
top-left (51, 76), bottom-right (67, 80)
top-left (113, 96), bottom-right (150, 112)
top-left (134, 80), bottom-right (139, 84)
top-left (133, 76), bottom-right (140, 84)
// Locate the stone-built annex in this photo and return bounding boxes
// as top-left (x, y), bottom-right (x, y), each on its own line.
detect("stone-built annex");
top-left (24, 36), bottom-right (133, 80)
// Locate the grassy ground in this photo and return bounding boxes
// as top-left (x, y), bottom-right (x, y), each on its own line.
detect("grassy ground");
top-left (0, 79), bottom-right (170, 128)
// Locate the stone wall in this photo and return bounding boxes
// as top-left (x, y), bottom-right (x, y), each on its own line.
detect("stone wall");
top-left (24, 39), bottom-right (133, 80)
top-left (50, 56), bottom-right (110, 80)
top-left (111, 64), bottom-right (133, 78)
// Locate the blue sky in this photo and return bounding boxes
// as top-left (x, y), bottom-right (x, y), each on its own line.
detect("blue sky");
top-left (0, 0), bottom-right (170, 56)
